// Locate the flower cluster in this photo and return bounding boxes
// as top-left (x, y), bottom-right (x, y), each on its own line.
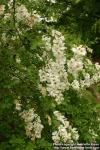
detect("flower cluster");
top-left (39, 30), bottom-right (100, 102)
top-left (68, 45), bottom-right (100, 91)
top-left (1, 0), bottom-right (100, 145)
top-left (16, 5), bottom-right (30, 23)
top-left (72, 63), bottom-right (100, 91)
top-left (42, 35), bottom-right (52, 51)
top-left (67, 45), bottom-right (87, 78)
top-left (72, 45), bottom-right (87, 56)
top-left (20, 108), bottom-right (44, 141)
top-left (67, 57), bottom-right (83, 77)
top-left (39, 30), bottom-right (69, 104)
top-left (52, 111), bottom-right (79, 143)
top-left (1, 1), bottom-right (42, 29)
top-left (15, 97), bottom-right (44, 141)
top-left (71, 80), bottom-right (80, 91)
top-left (15, 5), bottom-right (42, 28)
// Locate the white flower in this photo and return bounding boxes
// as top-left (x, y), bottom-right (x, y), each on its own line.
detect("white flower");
top-left (39, 30), bottom-right (69, 104)
top-left (20, 108), bottom-right (44, 141)
top-left (95, 62), bottom-right (100, 70)
top-left (92, 73), bottom-right (100, 82)
top-left (25, 122), bottom-right (34, 131)
top-left (52, 111), bottom-right (79, 143)
top-left (67, 133), bottom-right (71, 140)
top-left (33, 119), bottom-right (44, 138)
top-left (87, 47), bottom-right (93, 53)
top-left (15, 100), bottom-right (22, 111)
top-left (72, 45), bottom-right (87, 56)
top-left (52, 131), bottom-right (60, 143)
top-left (54, 111), bottom-right (69, 128)
top-left (31, 11), bottom-right (42, 23)
top-left (52, 30), bottom-right (62, 37)
top-left (80, 80), bottom-right (85, 88)
top-left (85, 59), bottom-right (93, 66)
top-left (38, 84), bottom-right (46, 96)
top-left (84, 73), bottom-right (91, 87)
top-left (16, 5), bottom-right (30, 22)
top-left (42, 35), bottom-right (52, 51)
top-left (20, 108), bottom-right (35, 122)
top-left (71, 80), bottom-right (80, 90)
top-left (58, 125), bottom-right (70, 142)
top-left (71, 128), bottom-right (79, 140)
top-left (64, 120), bottom-right (69, 128)
top-left (67, 58), bottom-right (83, 75)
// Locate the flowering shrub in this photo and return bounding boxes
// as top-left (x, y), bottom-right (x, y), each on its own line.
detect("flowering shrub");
top-left (52, 111), bottom-right (79, 143)
top-left (0, 0), bottom-right (100, 149)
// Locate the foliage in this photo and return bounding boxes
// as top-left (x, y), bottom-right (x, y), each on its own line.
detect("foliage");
top-left (0, 0), bottom-right (100, 150)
